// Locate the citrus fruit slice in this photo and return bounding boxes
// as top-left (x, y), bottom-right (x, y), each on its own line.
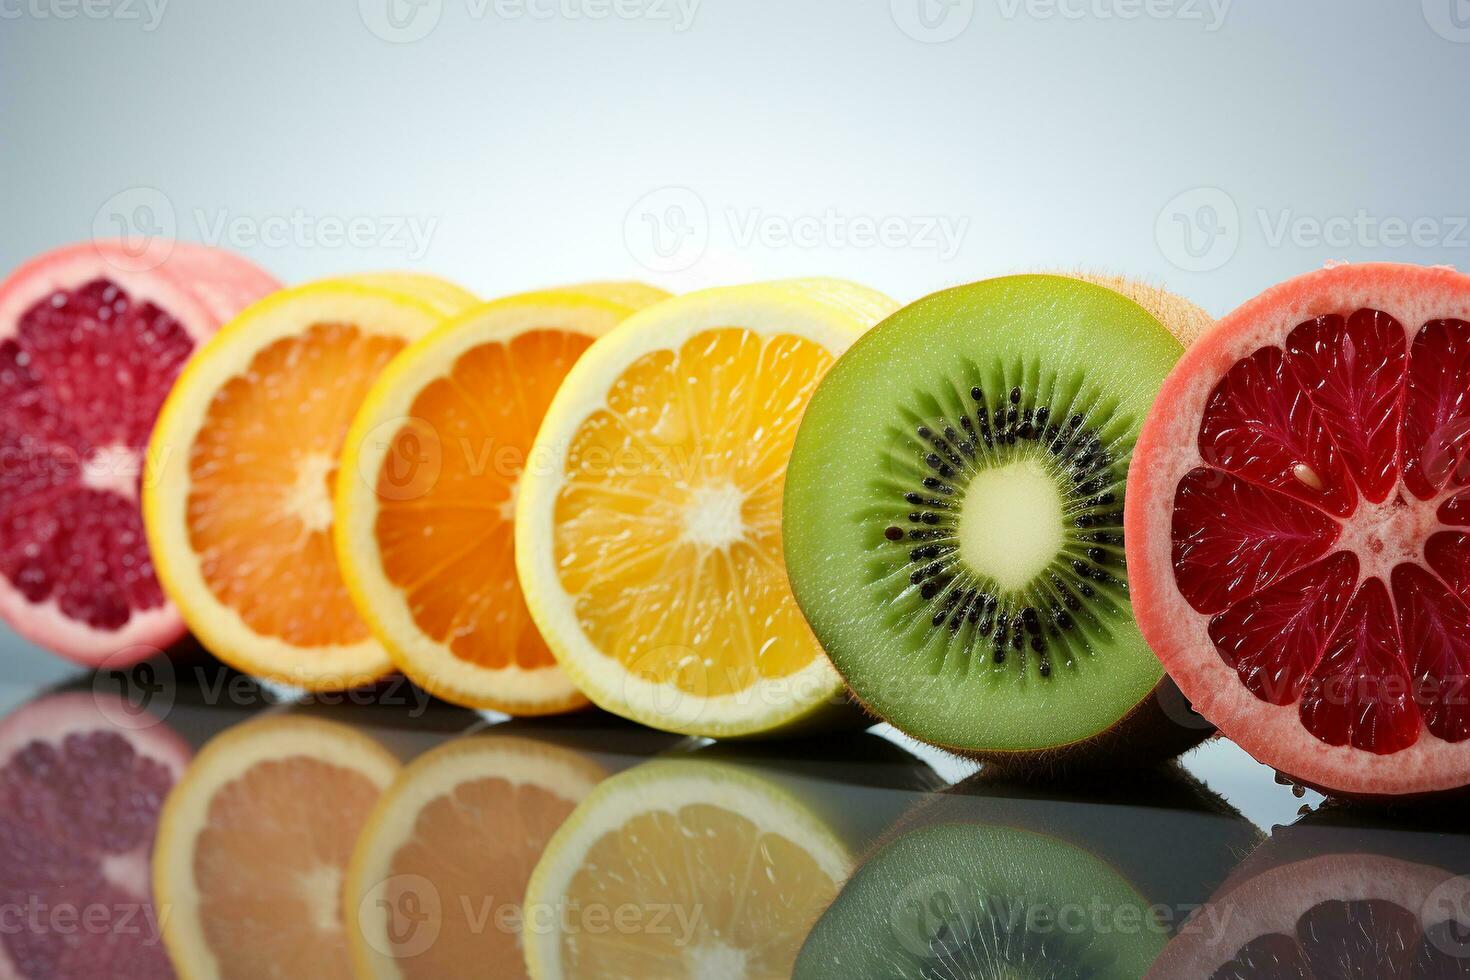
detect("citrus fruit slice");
top-left (336, 273), bottom-right (478, 318)
top-left (523, 758), bottom-right (852, 979)
top-left (1150, 850), bottom-right (1469, 978)
top-left (153, 715), bottom-right (399, 979)
top-left (1127, 262), bottom-right (1470, 797)
top-left (0, 690), bottom-right (189, 979)
top-left (515, 280), bottom-right (897, 737)
top-left (143, 280), bottom-right (449, 690)
top-left (344, 732), bottom-right (606, 979)
top-left (0, 241), bottom-right (278, 667)
top-left (336, 284), bottom-right (666, 713)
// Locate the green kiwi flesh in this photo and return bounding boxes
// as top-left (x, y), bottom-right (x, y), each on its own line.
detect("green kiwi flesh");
top-left (783, 275), bottom-right (1185, 757)
top-left (794, 821), bottom-right (1165, 979)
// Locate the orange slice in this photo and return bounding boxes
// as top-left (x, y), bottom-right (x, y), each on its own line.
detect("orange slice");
top-left (143, 280), bottom-right (454, 689)
top-left (336, 284), bottom-right (667, 713)
top-left (344, 732), bottom-right (606, 979)
top-left (522, 758), bottom-right (852, 979)
top-left (515, 280), bottom-right (896, 736)
top-left (153, 715), bottom-right (400, 979)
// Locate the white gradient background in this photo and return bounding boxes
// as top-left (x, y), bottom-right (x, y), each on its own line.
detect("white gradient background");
top-left (2, 0), bottom-right (1468, 822)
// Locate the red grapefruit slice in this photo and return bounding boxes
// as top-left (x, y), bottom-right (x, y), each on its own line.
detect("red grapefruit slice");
top-left (0, 241), bottom-right (278, 667)
top-left (1128, 262), bottom-right (1470, 797)
top-left (0, 691), bottom-right (190, 979)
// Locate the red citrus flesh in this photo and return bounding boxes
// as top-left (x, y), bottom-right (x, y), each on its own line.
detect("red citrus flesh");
top-left (1148, 852), bottom-right (1469, 978)
top-left (0, 242), bottom-right (278, 667)
top-left (0, 692), bottom-right (190, 980)
top-left (1128, 263), bottom-right (1470, 797)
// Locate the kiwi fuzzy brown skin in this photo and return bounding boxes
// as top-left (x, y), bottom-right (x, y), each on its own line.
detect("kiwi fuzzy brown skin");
top-left (841, 672), bottom-right (1213, 778)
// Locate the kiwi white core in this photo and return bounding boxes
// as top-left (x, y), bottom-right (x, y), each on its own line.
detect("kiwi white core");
top-left (957, 457), bottom-right (1064, 591)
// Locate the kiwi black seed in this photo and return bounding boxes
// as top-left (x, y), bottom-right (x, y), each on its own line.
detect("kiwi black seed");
top-left (784, 274), bottom-right (1213, 765)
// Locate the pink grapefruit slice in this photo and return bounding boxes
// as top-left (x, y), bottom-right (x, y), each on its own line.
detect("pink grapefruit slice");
top-left (0, 691), bottom-right (190, 979)
top-left (1127, 262), bottom-right (1470, 797)
top-left (0, 241), bottom-right (278, 667)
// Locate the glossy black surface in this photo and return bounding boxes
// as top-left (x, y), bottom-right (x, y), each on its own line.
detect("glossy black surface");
top-left (2, 654), bottom-right (1469, 979)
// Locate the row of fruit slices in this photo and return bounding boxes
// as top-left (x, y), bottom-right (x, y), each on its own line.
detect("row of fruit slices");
top-left (2, 240), bottom-right (1469, 801)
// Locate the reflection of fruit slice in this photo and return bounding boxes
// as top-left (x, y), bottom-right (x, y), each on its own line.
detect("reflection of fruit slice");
top-left (153, 715), bottom-right (398, 979)
top-left (0, 691), bottom-right (190, 979)
top-left (524, 758), bottom-right (852, 979)
top-left (1149, 851), bottom-right (1470, 978)
top-left (1127, 263), bottom-right (1470, 797)
top-left (337, 284), bottom-right (666, 713)
top-left (785, 275), bottom-right (1205, 762)
top-left (0, 241), bottom-right (278, 667)
top-left (345, 733), bottom-right (606, 979)
top-left (516, 280), bottom-right (897, 736)
top-left (797, 821), bottom-right (1165, 979)
top-left (143, 281), bottom-right (448, 690)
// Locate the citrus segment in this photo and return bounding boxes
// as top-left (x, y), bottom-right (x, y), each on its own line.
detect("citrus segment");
top-left (345, 734), bottom-right (605, 979)
top-left (153, 716), bottom-right (399, 980)
top-left (516, 280), bottom-right (897, 736)
top-left (1127, 262), bottom-right (1470, 795)
top-left (0, 241), bottom-right (278, 666)
top-left (337, 285), bottom-right (666, 712)
top-left (144, 281), bottom-right (448, 690)
top-left (522, 759), bottom-right (851, 980)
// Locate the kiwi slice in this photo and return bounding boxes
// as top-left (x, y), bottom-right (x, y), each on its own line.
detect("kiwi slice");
top-left (794, 820), bottom-right (1165, 979)
top-left (783, 274), bottom-right (1204, 763)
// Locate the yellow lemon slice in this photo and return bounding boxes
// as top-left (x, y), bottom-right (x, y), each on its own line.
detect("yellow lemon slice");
top-left (153, 715), bottom-right (400, 979)
top-left (516, 279), bottom-right (896, 737)
top-left (334, 273), bottom-right (479, 318)
top-left (144, 280), bottom-right (450, 690)
top-left (523, 758), bottom-right (852, 979)
top-left (335, 284), bottom-right (667, 713)
top-left (344, 732), bottom-right (607, 979)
